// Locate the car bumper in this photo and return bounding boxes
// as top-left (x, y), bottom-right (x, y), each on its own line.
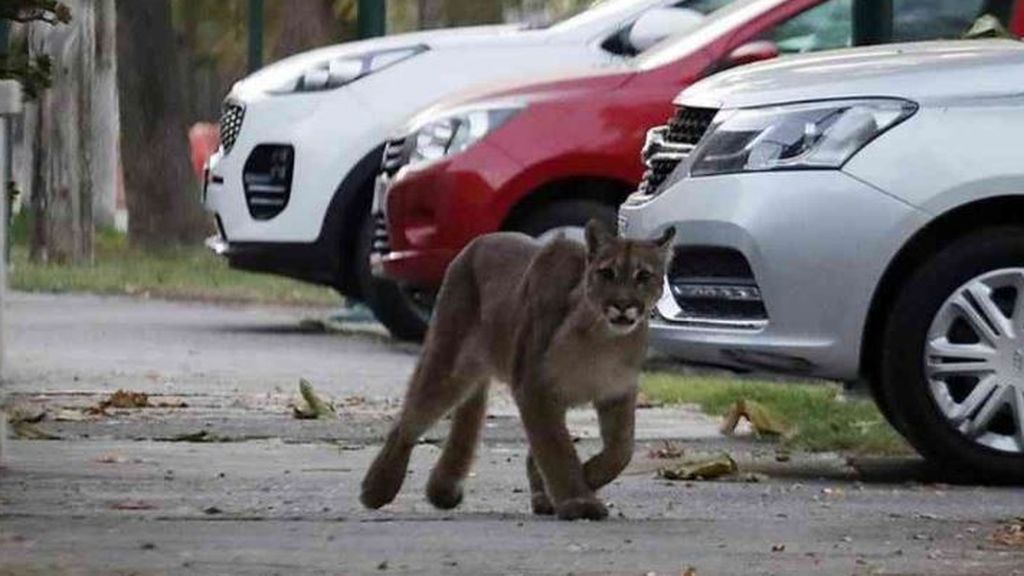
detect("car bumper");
top-left (370, 141), bottom-right (521, 287)
top-left (203, 89), bottom-right (378, 244)
top-left (620, 169), bottom-right (927, 381)
top-left (205, 235), bottom-right (340, 287)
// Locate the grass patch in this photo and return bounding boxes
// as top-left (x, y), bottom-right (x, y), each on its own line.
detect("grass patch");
top-left (642, 372), bottom-right (909, 455)
top-left (11, 226), bottom-right (338, 307)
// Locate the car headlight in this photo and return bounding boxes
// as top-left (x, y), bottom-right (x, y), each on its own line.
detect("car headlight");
top-left (409, 103), bottom-right (525, 166)
top-left (687, 99), bottom-right (917, 177)
top-left (267, 46), bottom-right (426, 94)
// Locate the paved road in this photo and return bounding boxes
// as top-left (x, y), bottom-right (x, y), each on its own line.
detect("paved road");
top-left (2, 293), bottom-right (1023, 575)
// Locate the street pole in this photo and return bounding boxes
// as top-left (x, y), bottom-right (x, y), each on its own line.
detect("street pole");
top-left (358, 0), bottom-right (387, 39)
top-left (0, 80), bottom-right (22, 465)
top-left (248, 0), bottom-right (265, 72)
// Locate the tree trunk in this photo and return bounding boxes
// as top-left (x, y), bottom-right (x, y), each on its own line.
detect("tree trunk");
top-left (270, 0), bottom-right (341, 61)
top-left (444, 0), bottom-right (503, 26)
top-left (116, 0), bottom-right (207, 250)
top-left (23, 0), bottom-right (97, 264)
top-left (418, 0), bottom-right (445, 29)
top-left (90, 0), bottom-right (118, 230)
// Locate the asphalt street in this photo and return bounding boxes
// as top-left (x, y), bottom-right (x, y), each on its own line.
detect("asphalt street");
top-left (2, 293), bottom-right (1023, 575)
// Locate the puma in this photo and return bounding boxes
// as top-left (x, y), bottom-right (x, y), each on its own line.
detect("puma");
top-left (360, 220), bottom-right (675, 520)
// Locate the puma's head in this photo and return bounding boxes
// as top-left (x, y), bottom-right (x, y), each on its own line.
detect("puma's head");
top-left (583, 219), bottom-right (675, 335)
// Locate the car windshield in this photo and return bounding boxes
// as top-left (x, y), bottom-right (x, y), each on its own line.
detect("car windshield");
top-left (635, 0), bottom-right (784, 69)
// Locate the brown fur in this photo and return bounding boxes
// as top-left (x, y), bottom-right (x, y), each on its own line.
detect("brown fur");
top-left (360, 220), bottom-right (675, 520)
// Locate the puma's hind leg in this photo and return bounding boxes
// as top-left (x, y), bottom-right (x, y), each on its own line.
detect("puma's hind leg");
top-left (360, 339), bottom-right (477, 509)
top-left (425, 382), bottom-right (489, 509)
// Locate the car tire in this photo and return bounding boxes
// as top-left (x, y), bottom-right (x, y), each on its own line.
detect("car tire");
top-left (355, 215), bottom-right (431, 342)
top-left (880, 227), bottom-right (1024, 483)
top-left (511, 199), bottom-right (618, 242)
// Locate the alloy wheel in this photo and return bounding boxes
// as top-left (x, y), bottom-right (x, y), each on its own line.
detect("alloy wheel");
top-left (925, 268), bottom-right (1024, 454)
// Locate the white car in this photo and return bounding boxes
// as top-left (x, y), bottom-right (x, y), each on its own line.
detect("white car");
top-left (203, 0), bottom-right (720, 309)
top-left (621, 39), bottom-right (1024, 480)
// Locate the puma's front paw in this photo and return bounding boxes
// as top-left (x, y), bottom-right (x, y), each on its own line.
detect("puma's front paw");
top-left (531, 493), bottom-right (554, 516)
top-left (555, 496), bottom-right (608, 521)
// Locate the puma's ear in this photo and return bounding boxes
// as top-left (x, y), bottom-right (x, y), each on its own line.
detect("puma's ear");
top-left (585, 219), bottom-right (614, 256)
top-left (655, 226), bottom-right (676, 251)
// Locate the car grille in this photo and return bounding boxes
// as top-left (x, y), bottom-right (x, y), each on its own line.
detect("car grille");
top-left (658, 247), bottom-right (768, 329)
top-left (372, 212), bottom-right (390, 255)
top-left (219, 101), bottom-right (245, 155)
top-left (637, 106), bottom-right (717, 197)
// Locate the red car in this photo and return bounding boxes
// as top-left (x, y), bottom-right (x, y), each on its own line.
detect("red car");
top-left (371, 0), bottom-right (1024, 339)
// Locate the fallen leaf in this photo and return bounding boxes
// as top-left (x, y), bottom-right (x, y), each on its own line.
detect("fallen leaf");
top-left (992, 520), bottom-right (1024, 547)
top-left (54, 409), bottom-right (88, 422)
top-left (11, 421), bottom-right (60, 440)
top-left (8, 406), bottom-right (46, 424)
top-left (658, 454), bottom-right (738, 481)
top-left (106, 390), bottom-right (150, 409)
top-left (203, 506), bottom-right (223, 515)
top-left (647, 440), bottom-right (685, 460)
top-left (636, 391), bottom-right (664, 409)
top-left (166, 431), bottom-right (216, 443)
top-left (292, 379), bottom-right (337, 420)
top-left (95, 454), bottom-right (129, 464)
top-left (682, 568), bottom-right (698, 576)
top-left (720, 400), bottom-right (791, 437)
top-left (156, 400), bottom-right (189, 409)
top-left (111, 500), bottom-right (157, 511)
top-left (88, 389), bottom-right (151, 415)
top-left (771, 543), bottom-right (786, 552)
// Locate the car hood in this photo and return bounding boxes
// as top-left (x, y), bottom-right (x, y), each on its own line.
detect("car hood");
top-left (400, 66), bottom-right (633, 132)
top-left (234, 24), bottom-right (530, 98)
top-left (678, 40), bottom-right (1024, 110)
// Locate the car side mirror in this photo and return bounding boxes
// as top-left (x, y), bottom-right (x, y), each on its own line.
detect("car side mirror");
top-left (723, 40), bottom-right (781, 69)
top-left (627, 7), bottom-right (706, 53)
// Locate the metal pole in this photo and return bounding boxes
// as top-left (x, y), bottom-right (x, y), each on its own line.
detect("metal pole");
top-left (0, 80), bottom-right (21, 465)
top-left (248, 0), bottom-right (265, 72)
top-left (853, 0), bottom-right (892, 46)
top-left (358, 0), bottom-right (387, 39)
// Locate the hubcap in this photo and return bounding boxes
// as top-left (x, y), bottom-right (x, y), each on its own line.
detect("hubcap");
top-left (926, 268), bottom-right (1024, 454)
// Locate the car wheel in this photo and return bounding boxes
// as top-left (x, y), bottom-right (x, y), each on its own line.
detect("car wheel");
top-left (355, 215), bottom-right (433, 342)
top-left (881, 227), bottom-right (1024, 483)
top-left (511, 199), bottom-right (618, 242)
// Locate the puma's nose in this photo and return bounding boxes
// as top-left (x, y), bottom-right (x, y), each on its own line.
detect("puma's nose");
top-left (607, 302), bottom-right (641, 321)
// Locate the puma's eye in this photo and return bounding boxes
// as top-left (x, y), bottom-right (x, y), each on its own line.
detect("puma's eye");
top-left (597, 267), bottom-right (615, 281)
top-left (635, 270), bottom-right (654, 284)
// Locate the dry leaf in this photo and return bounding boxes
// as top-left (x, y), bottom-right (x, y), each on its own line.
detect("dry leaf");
top-left (636, 391), bottom-right (664, 409)
top-left (54, 409), bottom-right (88, 422)
top-left (292, 379), bottom-right (336, 420)
top-left (647, 440), bottom-right (685, 460)
top-left (8, 406), bottom-right (47, 424)
top-left (658, 454), bottom-right (737, 481)
top-left (682, 568), bottom-right (698, 576)
top-left (107, 390), bottom-right (150, 409)
top-left (110, 500), bottom-right (157, 511)
top-left (992, 521), bottom-right (1024, 547)
top-left (720, 400), bottom-right (791, 437)
top-left (11, 421), bottom-right (60, 440)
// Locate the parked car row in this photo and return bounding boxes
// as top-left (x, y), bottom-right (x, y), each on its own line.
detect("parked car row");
top-left (204, 0), bottom-right (1024, 479)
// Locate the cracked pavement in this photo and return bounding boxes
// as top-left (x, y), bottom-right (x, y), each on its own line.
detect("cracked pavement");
top-left (2, 293), bottom-right (1023, 575)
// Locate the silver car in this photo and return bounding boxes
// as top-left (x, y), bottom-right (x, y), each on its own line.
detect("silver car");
top-left (621, 39), bottom-right (1024, 481)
